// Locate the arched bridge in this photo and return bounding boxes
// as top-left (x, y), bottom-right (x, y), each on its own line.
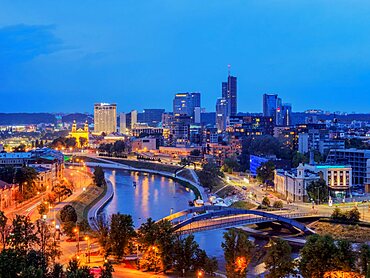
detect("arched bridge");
top-left (158, 205), bottom-right (314, 235)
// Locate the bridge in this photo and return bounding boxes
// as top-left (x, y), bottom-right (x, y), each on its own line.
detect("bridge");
top-left (158, 205), bottom-right (315, 235)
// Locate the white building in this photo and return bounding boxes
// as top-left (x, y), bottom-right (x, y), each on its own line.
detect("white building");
top-left (94, 103), bottom-right (117, 135)
top-left (274, 163), bottom-right (352, 202)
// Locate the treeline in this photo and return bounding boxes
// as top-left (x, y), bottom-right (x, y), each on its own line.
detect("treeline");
top-left (0, 113), bottom-right (56, 125)
top-left (98, 141), bottom-right (126, 155)
top-left (93, 214), bottom-right (218, 276)
top-left (0, 211), bottom-right (113, 277)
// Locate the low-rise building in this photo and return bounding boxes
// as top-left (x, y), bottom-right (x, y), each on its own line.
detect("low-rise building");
top-left (274, 163), bottom-right (352, 202)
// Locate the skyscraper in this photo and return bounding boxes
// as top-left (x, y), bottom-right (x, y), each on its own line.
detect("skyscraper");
top-left (216, 98), bottom-right (228, 132)
top-left (94, 103), bottom-right (117, 134)
top-left (263, 94), bottom-right (278, 118)
top-left (173, 92), bottom-right (201, 122)
top-left (222, 69), bottom-right (237, 117)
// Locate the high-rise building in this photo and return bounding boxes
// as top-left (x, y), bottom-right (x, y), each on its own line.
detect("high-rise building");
top-left (173, 92), bottom-right (201, 122)
top-left (216, 98), bottom-right (228, 132)
top-left (142, 109), bottom-right (165, 127)
top-left (281, 103), bottom-right (292, 126)
top-left (94, 103), bottom-right (117, 134)
top-left (222, 69), bottom-right (237, 117)
top-left (263, 94), bottom-right (278, 118)
top-left (119, 112), bottom-right (127, 134)
top-left (131, 110), bottom-right (138, 129)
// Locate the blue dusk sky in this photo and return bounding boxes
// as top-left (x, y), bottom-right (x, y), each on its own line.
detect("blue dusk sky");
top-left (1, 1), bottom-right (370, 114)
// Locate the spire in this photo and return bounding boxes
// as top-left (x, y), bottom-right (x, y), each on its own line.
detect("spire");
top-left (227, 64), bottom-right (231, 76)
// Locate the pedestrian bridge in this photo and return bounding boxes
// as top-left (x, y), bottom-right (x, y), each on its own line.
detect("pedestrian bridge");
top-left (158, 205), bottom-right (315, 235)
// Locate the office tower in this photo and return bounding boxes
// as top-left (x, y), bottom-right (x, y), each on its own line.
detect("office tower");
top-left (172, 115), bottom-right (191, 146)
top-left (94, 103), bottom-right (117, 134)
top-left (216, 98), bottom-right (228, 132)
top-left (222, 68), bottom-right (237, 117)
top-left (282, 103), bottom-right (292, 126)
top-left (173, 92), bottom-right (201, 122)
top-left (194, 107), bottom-right (201, 124)
top-left (131, 110), bottom-right (138, 129)
top-left (119, 112), bottom-right (127, 134)
top-left (142, 109), bottom-right (165, 127)
top-left (263, 94), bottom-right (278, 118)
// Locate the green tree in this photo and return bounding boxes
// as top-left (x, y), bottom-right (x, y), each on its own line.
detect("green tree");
top-left (272, 200), bottom-right (283, 209)
top-left (172, 235), bottom-right (200, 274)
top-left (66, 258), bottom-right (93, 278)
top-left (256, 161), bottom-right (275, 184)
top-left (222, 156), bottom-right (240, 173)
top-left (14, 167), bottom-right (39, 200)
top-left (222, 229), bottom-right (254, 278)
top-left (197, 162), bottom-right (224, 191)
top-left (299, 234), bottom-right (337, 278)
top-left (345, 207), bottom-right (361, 222)
top-left (358, 244), bottom-right (370, 275)
top-left (92, 215), bottom-right (111, 257)
top-left (332, 239), bottom-right (356, 272)
top-left (109, 213), bottom-right (135, 259)
top-left (262, 196), bottom-right (271, 207)
top-left (306, 179), bottom-right (329, 204)
top-left (0, 211), bottom-right (8, 250)
top-left (60, 205), bottom-right (77, 223)
top-left (8, 215), bottom-right (38, 252)
top-left (93, 166), bottom-right (106, 187)
top-left (100, 259), bottom-right (114, 278)
top-left (265, 238), bottom-right (295, 278)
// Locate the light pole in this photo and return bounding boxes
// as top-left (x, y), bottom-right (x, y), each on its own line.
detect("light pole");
top-left (74, 227), bottom-right (80, 255)
top-left (85, 236), bottom-right (90, 263)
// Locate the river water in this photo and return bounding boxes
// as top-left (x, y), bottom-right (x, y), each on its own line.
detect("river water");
top-left (101, 169), bottom-right (227, 268)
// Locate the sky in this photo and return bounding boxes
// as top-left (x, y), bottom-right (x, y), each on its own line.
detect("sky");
top-left (1, 0), bottom-right (370, 114)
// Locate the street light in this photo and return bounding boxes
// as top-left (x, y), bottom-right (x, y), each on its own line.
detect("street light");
top-left (74, 228), bottom-right (80, 255)
top-left (84, 236), bottom-right (90, 263)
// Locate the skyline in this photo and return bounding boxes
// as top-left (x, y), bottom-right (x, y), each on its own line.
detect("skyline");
top-left (2, 1), bottom-right (370, 113)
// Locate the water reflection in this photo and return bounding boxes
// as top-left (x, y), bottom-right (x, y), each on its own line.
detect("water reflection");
top-left (101, 169), bottom-right (196, 227)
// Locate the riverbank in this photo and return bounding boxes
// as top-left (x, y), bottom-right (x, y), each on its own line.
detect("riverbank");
top-left (73, 157), bottom-right (206, 200)
top-left (87, 179), bottom-right (114, 228)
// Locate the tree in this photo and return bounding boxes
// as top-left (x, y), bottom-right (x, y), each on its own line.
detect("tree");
top-left (14, 166), bottom-right (39, 200)
top-left (100, 260), bottom-right (114, 278)
top-left (197, 162), bottom-right (224, 191)
top-left (8, 215), bottom-right (38, 252)
top-left (37, 203), bottom-right (49, 216)
top-left (109, 213), bottom-right (135, 259)
top-left (306, 179), bottom-right (329, 204)
top-left (66, 258), bottom-right (93, 278)
top-left (265, 238), bottom-right (295, 278)
top-left (0, 211), bottom-right (8, 250)
top-left (345, 207), bottom-right (361, 222)
top-left (222, 229), bottom-right (254, 278)
top-left (262, 196), bottom-right (271, 207)
top-left (272, 200), bottom-right (283, 209)
top-left (358, 244), bottom-right (370, 275)
top-left (190, 149), bottom-right (201, 156)
top-left (93, 215), bottom-right (111, 257)
top-left (60, 205), bottom-right (77, 223)
top-left (222, 156), bottom-right (240, 173)
top-left (93, 166), bottom-right (106, 187)
top-left (299, 234), bottom-right (338, 278)
top-left (172, 235), bottom-right (200, 274)
top-left (256, 161), bottom-right (275, 185)
top-left (79, 137), bottom-right (88, 148)
top-left (332, 239), bottom-right (356, 272)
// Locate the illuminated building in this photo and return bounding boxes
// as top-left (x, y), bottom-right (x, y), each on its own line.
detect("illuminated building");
top-left (94, 103), bottom-right (117, 135)
top-left (69, 120), bottom-right (89, 148)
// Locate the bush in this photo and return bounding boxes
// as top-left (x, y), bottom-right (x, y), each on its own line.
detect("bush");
top-left (262, 197), bottom-right (271, 207)
top-left (273, 200), bottom-right (284, 209)
top-left (331, 207), bottom-right (361, 222)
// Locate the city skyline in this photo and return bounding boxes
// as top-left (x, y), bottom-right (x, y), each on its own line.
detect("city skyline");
top-left (2, 1), bottom-right (370, 113)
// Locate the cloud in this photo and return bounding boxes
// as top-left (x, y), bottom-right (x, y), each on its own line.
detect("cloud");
top-left (0, 24), bottom-right (63, 66)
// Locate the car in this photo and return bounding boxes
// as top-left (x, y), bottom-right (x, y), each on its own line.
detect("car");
top-left (242, 186), bottom-right (247, 190)
top-left (90, 266), bottom-right (101, 276)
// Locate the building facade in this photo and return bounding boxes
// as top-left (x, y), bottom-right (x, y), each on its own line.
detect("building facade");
top-left (94, 103), bottom-right (117, 134)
